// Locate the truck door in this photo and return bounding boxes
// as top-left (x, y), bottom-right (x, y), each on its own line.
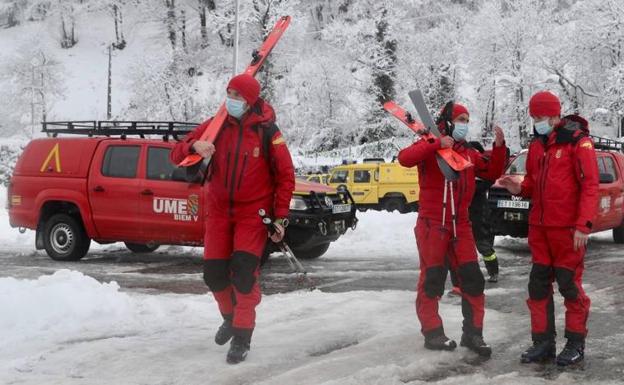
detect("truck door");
top-left (88, 143), bottom-right (143, 240)
top-left (329, 169), bottom-right (349, 191)
top-left (139, 145), bottom-right (204, 244)
top-left (350, 169), bottom-right (377, 204)
top-left (597, 154), bottom-right (622, 230)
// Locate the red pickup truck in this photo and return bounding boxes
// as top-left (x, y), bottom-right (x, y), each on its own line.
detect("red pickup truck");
top-left (488, 136), bottom-right (624, 242)
top-left (7, 122), bottom-right (357, 261)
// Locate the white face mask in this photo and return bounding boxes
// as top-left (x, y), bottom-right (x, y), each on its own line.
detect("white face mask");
top-left (225, 97), bottom-right (247, 119)
top-left (452, 123), bottom-right (469, 141)
top-left (534, 119), bottom-right (553, 136)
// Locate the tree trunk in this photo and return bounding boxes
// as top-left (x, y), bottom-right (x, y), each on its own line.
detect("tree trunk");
top-left (113, 4), bottom-right (120, 42)
top-left (181, 9), bottom-right (187, 52)
top-left (199, 2), bottom-right (207, 47)
top-left (7, 3), bottom-right (20, 27)
top-left (111, 4), bottom-right (127, 49)
top-left (198, 0), bottom-right (215, 48)
top-left (165, 0), bottom-right (177, 49)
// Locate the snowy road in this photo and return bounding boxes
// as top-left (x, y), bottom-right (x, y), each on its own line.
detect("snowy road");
top-left (2, 210), bottom-right (624, 384)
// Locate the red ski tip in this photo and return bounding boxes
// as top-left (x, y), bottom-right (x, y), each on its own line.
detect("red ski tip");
top-left (178, 153), bottom-right (202, 167)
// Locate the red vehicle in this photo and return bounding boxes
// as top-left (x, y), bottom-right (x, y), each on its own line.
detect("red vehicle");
top-left (7, 122), bottom-right (357, 261)
top-left (488, 136), bottom-right (624, 242)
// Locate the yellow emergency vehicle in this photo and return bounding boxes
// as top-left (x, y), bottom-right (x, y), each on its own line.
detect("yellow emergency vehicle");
top-left (302, 173), bottom-right (330, 184)
top-left (327, 158), bottom-right (419, 213)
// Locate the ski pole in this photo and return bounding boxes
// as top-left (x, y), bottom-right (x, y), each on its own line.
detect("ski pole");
top-left (258, 209), bottom-right (308, 276)
top-left (449, 181), bottom-right (457, 239)
top-left (442, 179), bottom-right (448, 227)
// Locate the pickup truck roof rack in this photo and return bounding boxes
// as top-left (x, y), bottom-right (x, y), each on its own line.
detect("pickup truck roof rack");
top-left (590, 135), bottom-right (624, 152)
top-left (41, 121), bottom-right (199, 141)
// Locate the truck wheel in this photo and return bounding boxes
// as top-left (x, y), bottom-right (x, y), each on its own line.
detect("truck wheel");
top-left (613, 222), bottom-right (624, 244)
top-left (43, 213), bottom-right (91, 261)
top-left (124, 242), bottom-right (160, 253)
top-left (293, 243), bottom-right (331, 259)
top-left (384, 197), bottom-right (405, 213)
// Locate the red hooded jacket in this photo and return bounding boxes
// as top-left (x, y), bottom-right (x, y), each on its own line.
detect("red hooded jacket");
top-left (399, 137), bottom-right (507, 222)
top-left (520, 115), bottom-right (599, 233)
top-left (170, 98), bottom-right (295, 218)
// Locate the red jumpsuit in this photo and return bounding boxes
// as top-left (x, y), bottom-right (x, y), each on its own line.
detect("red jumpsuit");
top-left (171, 99), bottom-right (295, 339)
top-left (519, 115), bottom-right (598, 343)
top-left (399, 137), bottom-right (506, 338)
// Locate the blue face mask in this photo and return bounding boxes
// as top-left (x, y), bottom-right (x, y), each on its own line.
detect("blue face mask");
top-left (225, 97), bottom-right (247, 119)
top-left (452, 123), bottom-right (469, 141)
top-left (534, 119), bottom-right (553, 136)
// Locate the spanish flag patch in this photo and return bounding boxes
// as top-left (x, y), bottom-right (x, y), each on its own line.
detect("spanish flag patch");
top-left (272, 136), bottom-right (286, 145)
top-left (580, 141), bottom-right (593, 149)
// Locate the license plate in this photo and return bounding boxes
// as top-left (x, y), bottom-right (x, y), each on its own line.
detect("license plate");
top-left (332, 204), bottom-right (351, 214)
top-left (497, 200), bottom-right (529, 209)
top-left (504, 211), bottom-right (524, 221)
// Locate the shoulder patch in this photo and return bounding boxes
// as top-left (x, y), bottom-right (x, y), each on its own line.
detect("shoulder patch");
top-left (580, 141), bottom-right (593, 149)
top-left (272, 136), bottom-right (286, 145)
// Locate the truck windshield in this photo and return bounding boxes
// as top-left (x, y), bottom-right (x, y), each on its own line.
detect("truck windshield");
top-left (330, 170), bottom-right (348, 183)
top-left (505, 153), bottom-right (527, 175)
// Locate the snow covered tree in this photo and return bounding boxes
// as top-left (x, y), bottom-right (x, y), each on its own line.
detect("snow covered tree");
top-left (196, 0), bottom-right (215, 47)
top-left (58, 0), bottom-right (78, 48)
top-left (0, 0), bottom-right (29, 27)
top-left (0, 39), bottom-right (65, 137)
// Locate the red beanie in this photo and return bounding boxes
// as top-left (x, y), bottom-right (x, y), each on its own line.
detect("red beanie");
top-left (451, 103), bottom-right (469, 120)
top-left (437, 103), bottom-right (469, 131)
top-left (227, 74), bottom-right (260, 106)
top-left (529, 91), bottom-right (561, 118)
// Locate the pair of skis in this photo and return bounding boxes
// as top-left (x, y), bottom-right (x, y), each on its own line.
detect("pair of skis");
top-left (384, 90), bottom-right (473, 238)
top-left (178, 16), bottom-right (292, 180)
top-left (383, 89), bottom-right (472, 181)
top-left (258, 209), bottom-right (316, 290)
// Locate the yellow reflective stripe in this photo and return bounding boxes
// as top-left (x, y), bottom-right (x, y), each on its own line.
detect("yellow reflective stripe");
top-left (40, 143), bottom-right (62, 172)
top-left (272, 137), bottom-right (286, 145)
top-left (482, 253), bottom-right (497, 262)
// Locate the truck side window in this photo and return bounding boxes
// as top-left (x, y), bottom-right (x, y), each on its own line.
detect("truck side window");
top-left (596, 157), bottom-right (607, 175)
top-left (603, 156), bottom-right (619, 180)
top-left (354, 170), bottom-right (371, 183)
top-left (506, 153), bottom-right (527, 175)
top-left (101, 145), bottom-right (140, 178)
top-left (147, 147), bottom-right (179, 181)
top-left (330, 170), bottom-right (348, 183)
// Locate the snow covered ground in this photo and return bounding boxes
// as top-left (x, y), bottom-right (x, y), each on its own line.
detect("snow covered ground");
top-left (1, 186), bottom-right (623, 384)
top-left (0, 269), bottom-right (574, 385)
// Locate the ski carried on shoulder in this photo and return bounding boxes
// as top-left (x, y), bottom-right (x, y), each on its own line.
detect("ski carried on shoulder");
top-left (383, 96), bottom-right (471, 181)
top-left (383, 100), bottom-right (426, 134)
top-left (178, 16), bottom-right (292, 179)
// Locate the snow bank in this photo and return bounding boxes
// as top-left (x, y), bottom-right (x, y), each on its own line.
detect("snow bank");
top-left (0, 270), bottom-right (134, 340)
top-left (324, 210), bottom-right (418, 260)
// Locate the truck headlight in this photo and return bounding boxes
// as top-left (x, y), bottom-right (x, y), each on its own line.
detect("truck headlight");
top-left (289, 196), bottom-right (308, 211)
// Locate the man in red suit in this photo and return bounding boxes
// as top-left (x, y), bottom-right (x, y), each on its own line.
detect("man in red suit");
top-left (171, 74), bottom-right (295, 364)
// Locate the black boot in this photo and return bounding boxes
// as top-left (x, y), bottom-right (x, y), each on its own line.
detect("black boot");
top-left (460, 333), bottom-right (492, 357)
top-left (556, 339), bottom-right (584, 366)
top-left (226, 335), bottom-right (251, 364)
top-left (214, 315), bottom-right (233, 346)
top-left (484, 254), bottom-right (499, 283)
top-left (520, 340), bottom-right (556, 363)
top-left (424, 334), bottom-right (457, 351)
